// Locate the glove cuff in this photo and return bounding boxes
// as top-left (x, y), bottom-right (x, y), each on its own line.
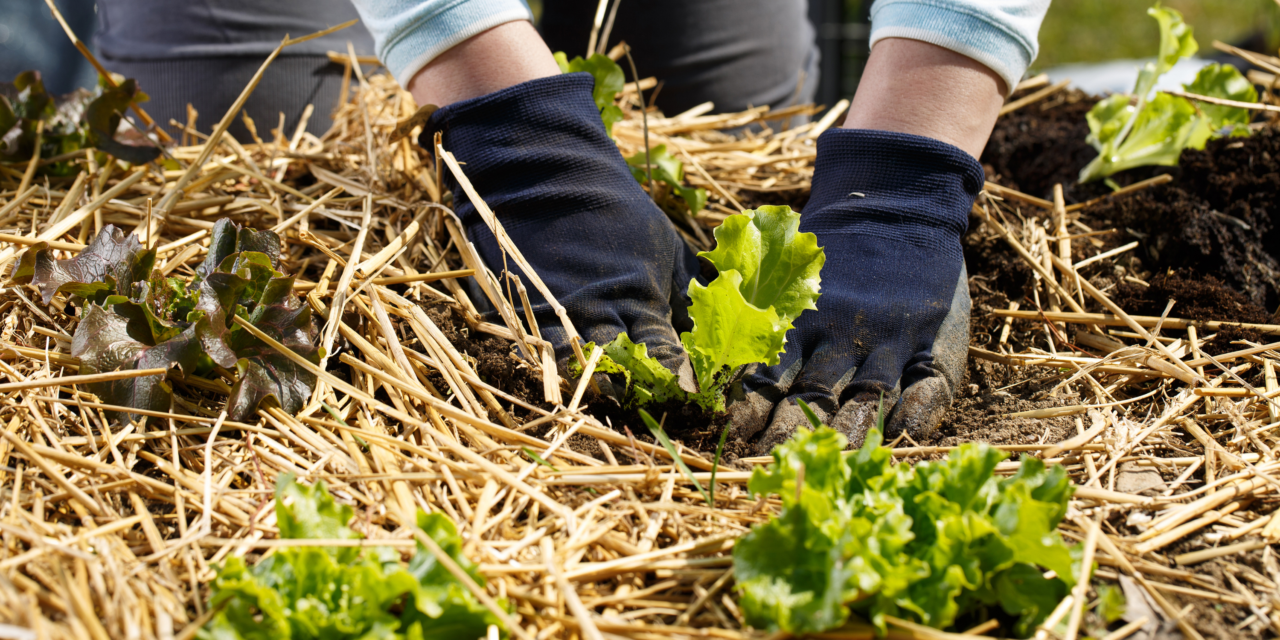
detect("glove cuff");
top-left (801, 128), bottom-right (983, 263)
top-left (421, 73), bottom-right (649, 225)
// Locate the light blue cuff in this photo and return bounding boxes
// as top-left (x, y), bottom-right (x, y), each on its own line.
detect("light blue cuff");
top-left (351, 0), bottom-right (534, 87)
top-left (870, 0), bottom-right (1049, 94)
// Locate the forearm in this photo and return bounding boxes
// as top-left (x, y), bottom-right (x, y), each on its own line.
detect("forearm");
top-left (843, 0), bottom-right (1050, 159)
top-left (347, 0), bottom-right (541, 92)
top-left (406, 21), bottom-right (560, 107)
top-left (843, 38), bottom-right (1004, 159)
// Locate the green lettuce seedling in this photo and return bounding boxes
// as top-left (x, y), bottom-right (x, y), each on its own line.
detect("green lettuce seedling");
top-left (200, 475), bottom-right (503, 640)
top-left (554, 52), bottom-right (626, 136)
top-left (734, 410), bottom-right (1076, 636)
top-left (626, 144), bottom-right (708, 215)
top-left (580, 205), bottom-right (823, 412)
top-left (553, 52), bottom-right (708, 214)
top-left (10, 219), bottom-right (319, 420)
top-left (1079, 6), bottom-right (1257, 182)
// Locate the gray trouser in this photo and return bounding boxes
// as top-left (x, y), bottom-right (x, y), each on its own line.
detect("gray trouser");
top-left (540, 0), bottom-right (819, 118)
top-left (101, 0), bottom-right (819, 142)
top-left (101, 55), bottom-right (352, 143)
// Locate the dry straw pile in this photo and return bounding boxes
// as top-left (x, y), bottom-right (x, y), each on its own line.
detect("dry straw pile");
top-left (0, 31), bottom-right (1279, 640)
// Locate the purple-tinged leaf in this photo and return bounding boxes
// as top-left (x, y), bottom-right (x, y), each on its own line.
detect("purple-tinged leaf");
top-left (198, 218), bottom-right (282, 280)
top-left (227, 301), bottom-right (318, 420)
top-left (71, 302), bottom-right (206, 418)
top-left (83, 78), bottom-right (160, 164)
top-left (11, 225), bottom-right (155, 304)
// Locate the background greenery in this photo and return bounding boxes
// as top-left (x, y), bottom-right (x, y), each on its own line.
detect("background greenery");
top-left (1033, 0), bottom-right (1280, 69)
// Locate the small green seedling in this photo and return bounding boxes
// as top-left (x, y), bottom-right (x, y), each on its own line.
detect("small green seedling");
top-left (1079, 5), bottom-right (1257, 182)
top-left (579, 205), bottom-right (825, 414)
top-left (733, 417), bottom-right (1077, 636)
top-left (640, 409), bottom-right (712, 506)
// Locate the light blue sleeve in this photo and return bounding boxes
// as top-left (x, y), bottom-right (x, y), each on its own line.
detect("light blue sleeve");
top-left (348, 0), bottom-right (533, 87)
top-left (870, 0), bottom-right (1050, 94)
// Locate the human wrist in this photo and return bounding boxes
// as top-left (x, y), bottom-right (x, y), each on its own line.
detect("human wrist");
top-left (840, 38), bottom-right (1004, 159)
top-left (406, 21), bottom-right (561, 108)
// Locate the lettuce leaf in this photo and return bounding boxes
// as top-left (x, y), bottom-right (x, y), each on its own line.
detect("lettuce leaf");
top-left (698, 205), bottom-right (824, 323)
top-left (626, 144), bottom-right (708, 215)
top-left (734, 425), bottom-right (1075, 635)
top-left (680, 270), bottom-right (788, 408)
top-left (588, 206), bottom-right (823, 412)
top-left (554, 51), bottom-right (626, 137)
top-left (201, 476), bottom-right (502, 640)
top-left (18, 220), bottom-right (318, 422)
top-left (11, 225), bottom-right (155, 304)
top-left (1079, 6), bottom-right (1256, 182)
top-left (1183, 62), bottom-right (1257, 133)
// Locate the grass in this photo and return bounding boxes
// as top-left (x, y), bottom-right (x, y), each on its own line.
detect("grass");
top-left (1034, 0), bottom-right (1280, 69)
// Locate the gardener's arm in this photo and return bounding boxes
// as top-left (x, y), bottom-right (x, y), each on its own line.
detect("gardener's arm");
top-left (733, 0), bottom-right (1051, 451)
top-left (347, 0), bottom-right (705, 375)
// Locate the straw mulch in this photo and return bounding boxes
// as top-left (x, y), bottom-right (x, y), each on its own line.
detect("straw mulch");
top-left (1, 45), bottom-right (1279, 640)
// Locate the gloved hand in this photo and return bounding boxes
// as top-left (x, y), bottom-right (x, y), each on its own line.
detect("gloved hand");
top-left (729, 129), bottom-right (981, 453)
top-left (423, 73), bottom-right (701, 374)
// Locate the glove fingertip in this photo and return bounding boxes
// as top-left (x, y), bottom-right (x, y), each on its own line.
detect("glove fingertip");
top-left (885, 376), bottom-right (955, 442)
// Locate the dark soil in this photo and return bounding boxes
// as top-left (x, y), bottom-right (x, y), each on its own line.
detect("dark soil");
top-left (421, 304), bottom-right (551, 421)
top-left (1113, 269), bottom-right (1274, 354)
top-left (982, 89), bottom-right (1114, 202)
top-left (581, 395), bottom-right (744, 462)
top-left (982, 87), bottom-right (1280, 314)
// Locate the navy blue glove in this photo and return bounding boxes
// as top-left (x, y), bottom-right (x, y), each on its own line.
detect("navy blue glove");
top-left (730, 129), bottom-right (981, 453)
top-left (424, 74), bottom-right (701, 372)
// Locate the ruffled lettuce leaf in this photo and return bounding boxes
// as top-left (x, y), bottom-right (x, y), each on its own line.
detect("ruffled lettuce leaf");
top-left (735, 425), bottom-right (1075, 635)
top-left (1133, 5), bottom-right (1198, 99)
top-left (83, 78), bottom-right (161, 164)
top-left (584, 207), bottom-right (823, 413)
top-left (1080, 6), bottom-right (1256, 182)
top-left (201, 476), bottom-right (502, 640)
top-left (10, 225), bottom-right (155, 304)
top-left (1183, 62), bottom-right (1257, 134)
top-left (681, 270), bottom-right (789, 409)
top-left (698, 205), bottom-right (824, 323)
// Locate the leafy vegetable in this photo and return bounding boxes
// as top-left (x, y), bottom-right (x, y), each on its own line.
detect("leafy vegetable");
top-left (1095, 582), bottom-right (1128, 624)
top-left (11, 219), bottom-right (318, 421)
top-left (583, 206), bottom-right (823, 413)
top-left (733, 423), bottom-right (1075, 636)
top-left (554, 52), bottom-right (625, 137)
top-left (553, 53), bottom-right (707, 215)
top-left (1, 70), bottom-right (160, 173)
top-left (626, 144), bottom-right (708, 215)
top-left (200, 475), bottom-right (503, 640)
top-left (1079, 6), bottom-right (1257, 182)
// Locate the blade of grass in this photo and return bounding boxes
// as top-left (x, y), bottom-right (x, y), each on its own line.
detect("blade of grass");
top-left (522, 447), bottom-right (560, 473)
top-left (796, 398), bottom-right (824, 429)
top-left (639, 410), bottom-right (711, 506)
top-left (709, 425), bottom-right (731, 506)
top-left (322, 402), bottom-right (367, 448)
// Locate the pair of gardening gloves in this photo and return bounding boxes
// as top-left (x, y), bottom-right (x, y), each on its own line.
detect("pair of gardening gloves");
top-left (424, 74), bottom-right (982, 453)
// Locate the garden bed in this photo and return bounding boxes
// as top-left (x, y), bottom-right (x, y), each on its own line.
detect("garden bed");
top-left (1, 53), bottom-right (1279, 640)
